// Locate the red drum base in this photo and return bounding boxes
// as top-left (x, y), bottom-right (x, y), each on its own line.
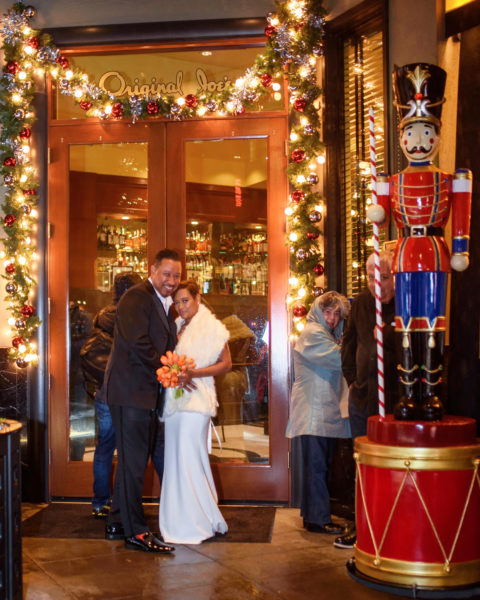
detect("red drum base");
top-left (351, 415), bottom-right (480, 595)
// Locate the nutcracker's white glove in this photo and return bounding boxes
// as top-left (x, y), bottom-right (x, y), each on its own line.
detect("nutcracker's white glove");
top-left (450, 253), bottom-right (469, 272)
top-left (366, 204), bottom-right (386, 224)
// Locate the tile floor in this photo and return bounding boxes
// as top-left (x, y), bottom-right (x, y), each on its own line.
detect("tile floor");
top-left (21, 503), bottom-right (401, 600)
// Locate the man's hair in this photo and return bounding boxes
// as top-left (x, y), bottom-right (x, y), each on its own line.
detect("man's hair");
top-left (366, 250), bottom-right (393, 271)
top-left (153, 248), bottom-right (181, 266)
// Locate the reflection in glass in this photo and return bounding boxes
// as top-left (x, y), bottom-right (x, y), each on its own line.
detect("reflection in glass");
top-left (68, 143), bottom-right (148, 461)
top-left (184, 138), bottom-right (269, 464)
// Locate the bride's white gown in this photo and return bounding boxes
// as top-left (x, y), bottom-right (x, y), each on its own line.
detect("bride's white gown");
top-left (159, 411), bottom-right (228, 544)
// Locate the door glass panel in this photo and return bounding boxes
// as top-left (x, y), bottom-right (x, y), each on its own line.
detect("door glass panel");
top-left (68, 142), bottom-right (148, 461)
top-left (184, 138), bottom-right (269, 464)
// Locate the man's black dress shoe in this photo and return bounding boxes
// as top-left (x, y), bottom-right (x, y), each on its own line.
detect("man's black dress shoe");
top-left (333, 531), bottom-right (356, 549)
top-left (304, 521), bottom-right (345, 534)
top-left (105, 522), bottom-right (125, 540)
top-left (125, 533), bottom-right (175, 553)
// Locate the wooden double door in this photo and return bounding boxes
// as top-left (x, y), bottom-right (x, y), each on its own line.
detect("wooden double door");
top-left (48, 115), bottom-right (290, 502)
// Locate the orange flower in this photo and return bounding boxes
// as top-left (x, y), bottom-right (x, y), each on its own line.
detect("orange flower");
top-left (156, 352), bottom-right (195, 388)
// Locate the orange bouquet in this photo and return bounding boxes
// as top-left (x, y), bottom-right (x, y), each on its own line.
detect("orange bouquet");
top-left (156, 350), bottom-right (195, 396)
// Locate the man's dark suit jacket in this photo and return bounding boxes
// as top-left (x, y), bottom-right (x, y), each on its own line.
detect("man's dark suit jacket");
top-left (341, 289), bottom-right (398, 415)
top-left (104, 279), bottom-right (177, 411)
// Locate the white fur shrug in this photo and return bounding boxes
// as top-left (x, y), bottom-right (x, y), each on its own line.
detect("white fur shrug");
top-left (163, 303), bottom-right (229, 417)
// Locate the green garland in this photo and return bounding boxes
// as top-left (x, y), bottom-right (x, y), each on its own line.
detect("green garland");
top-left (0, 0), bottom-right (327, 366)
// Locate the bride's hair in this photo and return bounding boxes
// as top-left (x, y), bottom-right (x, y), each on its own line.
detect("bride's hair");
top-left (173, 279), bottom-right (200, 299)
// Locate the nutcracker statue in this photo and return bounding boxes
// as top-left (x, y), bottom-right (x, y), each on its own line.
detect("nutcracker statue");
top-left (367, 63), bottom-right (472, 421)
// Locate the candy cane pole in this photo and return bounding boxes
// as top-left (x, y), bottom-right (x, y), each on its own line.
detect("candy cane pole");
top-left (369, 107), bottom-right (385, 419)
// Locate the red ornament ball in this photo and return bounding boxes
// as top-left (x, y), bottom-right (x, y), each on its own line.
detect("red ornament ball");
top-left (260, 73), bottom-right (273, 87)
top-left (184, 94), bottom-right (198, 108)
top-left (20, 127), bottom-right (31, 139)
top-left (307, 231), bottom-right (320, 241)
top-left (12, 336), bottom-right (24, 348)
top-left (5, 263), bottom-right (15, 275)
top-left (313, 263), bottom-right (325, 276)
top-left (292, 304), bottom-right (308, 318)
top-left (3, 157), bottom-right (16, 167)
top-left (79, 100), bottom-right (92, 111)
top-left (6, 60), bottom-right (19, 74)
top-left (264, 24), bottom-right (276, 37)
top-left (27, 36), bottom-right (40, 49)
top-left (291, 190), bottom-right (305, 203)
top-left (57, 55), bottom-right (69, 69)
top-left (23, 189), bottom-right (37, 196)
top-left (4, 214), bottom-right (17, 227)
top-left (293, 98), bottom-right (307, 112)
top-left (16, 357), bottom-right (28, 368)
top-left (146, 101), bottom-right (159, 115)
top-left (291, 148), bottom-right (306, 163)
top-left (111, 102), bottom-right (124, 118)
top-left (20, 304), bottom-right (35, 318)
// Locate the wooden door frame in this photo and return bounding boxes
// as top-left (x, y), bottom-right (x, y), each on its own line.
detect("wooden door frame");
top-left (166, 116), bottom-right (290, 501)
top-left (48, 120), bottom-right (166, 497)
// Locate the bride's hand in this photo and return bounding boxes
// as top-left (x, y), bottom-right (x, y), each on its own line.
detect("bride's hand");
top-left (178, 369), bottom-right (197, 391)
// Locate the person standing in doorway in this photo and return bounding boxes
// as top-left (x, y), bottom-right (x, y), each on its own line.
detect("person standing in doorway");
top-left (104, 249), bottom-right (181, 554)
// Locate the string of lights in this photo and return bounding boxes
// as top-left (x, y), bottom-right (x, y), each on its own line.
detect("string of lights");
top-left (0, 0), bottom-right (327, 366)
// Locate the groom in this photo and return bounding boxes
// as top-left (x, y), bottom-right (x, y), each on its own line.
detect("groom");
top-left (104, 248), bottom-right (182, 553)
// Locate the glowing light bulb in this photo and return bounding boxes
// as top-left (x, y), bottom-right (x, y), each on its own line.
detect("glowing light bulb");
top-left (24, 45), bottom-right (34, 55)
top-left (21, 145), bottom-right (30, 154)
top-left (12, 93), bottom-right (22, 104)
top-left (317, 155), bottom-right (326, 164)
top-left (18, 71), bottom-right (27, 80)
top-left (65, 70), bottom-right (73, 80)
top-left (197, 106), bottom-right (207, 116)
top-left (296, 175), bottom-right (306, 184)
top-left (272, 83), bottom-right (281, 92)
top-left (290, 132), bottom-right (298, 142)
top-left (177, 97), bottom-right (185, 106)
top-left (104, 105), bottom-right (112, 115)
top-left (289, 277), bottom-right (299, 286)
top-left (20, 174), bottom-right (27, 183)
top-left (18, 344), bottom-right (26, 353)
top-left (289, 232), bottom-right (298, 242)
top-left (235, 77), bottom-right (245, 88)
top-left (274, 92), bottom-right (282, 101)
top-left (74, 89), bottom-right (83, 98)
top-left (285, 206), bottom-right (294, 216)
top-left (314, 205), bottom-right (324, 213)
top-left (18, 256), bottom-right (27, 265)
top-left (296, 321), bottom-right (305, 332)
top-left (298, 288), bottom-right (306, 298)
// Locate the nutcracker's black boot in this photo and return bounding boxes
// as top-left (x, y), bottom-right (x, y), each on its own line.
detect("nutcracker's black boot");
top-left (394, 331), bottom-right (419, 421)
top-left (419, 331), bottom-right (444, 421)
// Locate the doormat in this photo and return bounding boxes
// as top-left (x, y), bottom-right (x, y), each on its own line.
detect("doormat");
top-left (21, 503), bottom-right (276, 543)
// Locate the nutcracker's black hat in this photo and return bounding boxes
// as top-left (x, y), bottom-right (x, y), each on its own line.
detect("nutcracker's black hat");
top-left (393, 63), bottom-right (446, 129)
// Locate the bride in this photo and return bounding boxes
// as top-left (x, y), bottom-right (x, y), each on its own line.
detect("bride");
top-left (159, 279), bottom-right (231, 544)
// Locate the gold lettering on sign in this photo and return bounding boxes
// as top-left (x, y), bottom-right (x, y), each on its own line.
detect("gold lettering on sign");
top-left (98, 69), bottom-right (232, 98)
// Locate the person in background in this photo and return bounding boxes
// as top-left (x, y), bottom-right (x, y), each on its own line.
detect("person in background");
top-left (104, 249), bottom-right (181, 554)
top-left (159, 280), bottom-right (231, 544)
top-left (334, 250), bottom-right (397, 549)
top-left (81, 271), bottom-right (166, 519)
top-left (286, 291), bottom-right (351, 535)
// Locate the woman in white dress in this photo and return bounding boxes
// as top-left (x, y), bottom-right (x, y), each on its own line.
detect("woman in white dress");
top-left (159, 280), bottom-right (231, 544)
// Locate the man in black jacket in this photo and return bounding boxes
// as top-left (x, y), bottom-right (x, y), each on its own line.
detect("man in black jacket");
top-left (104, 249), bottom-right (181, 554)
top-left (334, 250), bottom-right (398, 549)
top-left (82, 271), bottom-right (163, 519)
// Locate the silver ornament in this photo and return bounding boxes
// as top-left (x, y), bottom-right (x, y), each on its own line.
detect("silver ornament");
top-left (206, 100), bottom-right (217, 112)
top-left (307, 173), bottom-right (319, 185)
top-left (309, 211), bottom-right (322, 223)
top-left (312, 286), bottom-right (324, 297)
top-left (16, 357), bottom-right (28, 368)
top-left (6, 282), bottom-right (17, 294)
top-left (304, 124), bottom-right (315, 135)
top-left (15, 319), bottom-right (26, 329)
top-left (14, 109), bottom-right (25, 120)
top-left (4, 174), bottom-right (15, 185)
top-left (23, 6), bottom-right (37, 18)
top-left (296, 248), bottom-right (307, 261)
top-left (21, 204), bottom-right (31, 215)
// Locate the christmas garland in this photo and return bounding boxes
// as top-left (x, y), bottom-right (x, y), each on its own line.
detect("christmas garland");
top-left (0, 0), bottom-right (327, 367)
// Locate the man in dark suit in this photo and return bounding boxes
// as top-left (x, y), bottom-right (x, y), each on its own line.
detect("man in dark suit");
top-left (104, 248), bottom-right (181, 553)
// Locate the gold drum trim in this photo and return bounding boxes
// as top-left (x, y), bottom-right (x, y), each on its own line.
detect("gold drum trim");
top-left (354, 437), bottom-right (480, 471)
top-left (355, 547), bottom-right (480, 587)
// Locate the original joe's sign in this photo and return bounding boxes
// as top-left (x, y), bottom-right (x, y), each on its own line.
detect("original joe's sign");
top-left (98, 68), bottom-right (232, 98)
